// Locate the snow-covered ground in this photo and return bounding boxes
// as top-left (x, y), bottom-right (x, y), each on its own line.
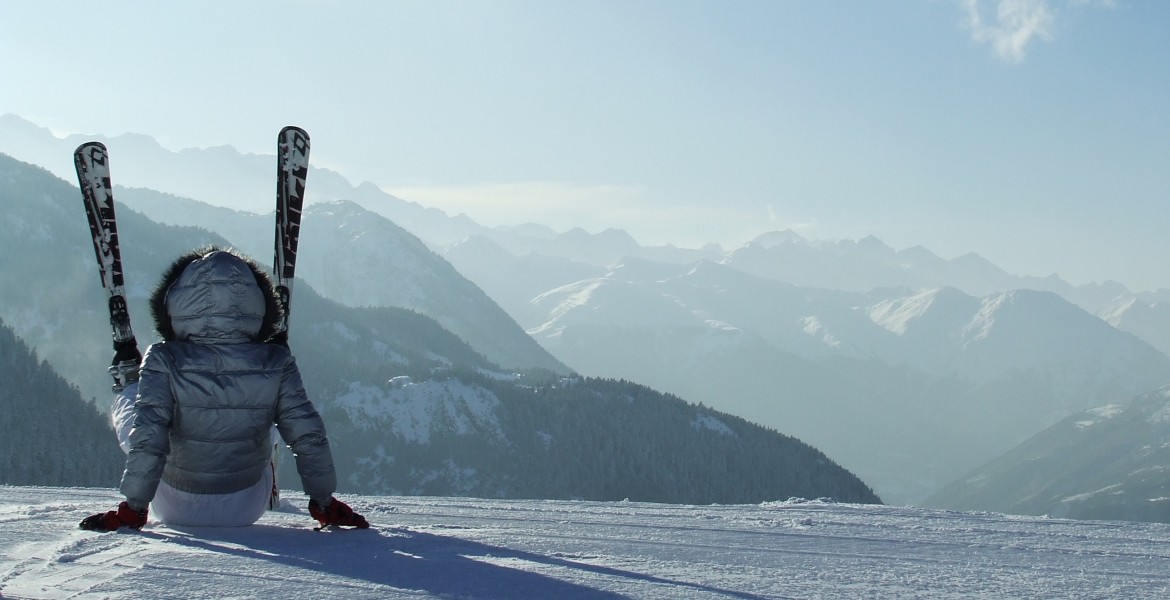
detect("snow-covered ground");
top-left (3, 486), bottom-right (1170, 599)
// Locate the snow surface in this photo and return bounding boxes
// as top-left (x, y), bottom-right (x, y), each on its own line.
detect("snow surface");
top-left (4, 487), bottom-right (1170, 599)
top-left (1075, 404), bottom-right (1125, 429)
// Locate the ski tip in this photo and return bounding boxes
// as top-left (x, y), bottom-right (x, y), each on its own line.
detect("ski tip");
top-left (279, 125), bottom-right (309, 137)
top-left (74, 140), bottom-right (108, 154)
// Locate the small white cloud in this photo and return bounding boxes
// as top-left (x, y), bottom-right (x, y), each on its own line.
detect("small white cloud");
top-left (961, 0), bottom-right (1118, 63)
top-left (962, 0), bottom-right (1055, 63)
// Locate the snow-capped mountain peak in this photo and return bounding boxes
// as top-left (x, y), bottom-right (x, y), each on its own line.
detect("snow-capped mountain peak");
top-left (867, 287), bottom-right (977, 336)
top-left (750, 229), bottom-right (807, 248)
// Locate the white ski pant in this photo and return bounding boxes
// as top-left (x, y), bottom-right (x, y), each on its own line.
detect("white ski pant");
top-left (112, 383), bottom-right (275, 527)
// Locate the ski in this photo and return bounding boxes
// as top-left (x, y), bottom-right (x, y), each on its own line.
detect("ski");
top-left (272, 126), bottom-right (310, 346)
top-left (269, 126), bottom-right (310, 509)
top-left (74, 141), bottom-right (141, 392)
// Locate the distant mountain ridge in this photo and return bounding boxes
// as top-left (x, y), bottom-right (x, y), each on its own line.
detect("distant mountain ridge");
top-left (112, 186), bottom-right (566, 373)
top-left (722, 232), bottom-right (1141, 314)
top-left (926, 386), bottom-right (1170, 523)
top-left (0, 152), bottom-right (878, 505)
top-left (4, 114), bottom-right (1166, 308)
top-left (5, 114), bottom-right (1170, 514)
top-left (518, 256), bottom-right (1170, 503)
top-left (0, 113), bottom-right (477, 246)
top-left (1102, 298), bottom-right (1170, 357)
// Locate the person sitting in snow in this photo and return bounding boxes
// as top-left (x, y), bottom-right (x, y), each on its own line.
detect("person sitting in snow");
top-left (80, 248), bottom-right (368, 531)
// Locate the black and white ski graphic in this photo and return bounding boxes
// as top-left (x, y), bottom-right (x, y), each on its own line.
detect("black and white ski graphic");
top-left (74, 141), bottom-right (141, 391)
top-left (272, 126), bottom-right (310, 345)
top-left (269, 126), bottom-right (309, 510)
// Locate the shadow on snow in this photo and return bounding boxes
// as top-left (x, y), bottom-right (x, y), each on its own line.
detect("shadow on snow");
top-left (150, 523), bottom-right (770, 600)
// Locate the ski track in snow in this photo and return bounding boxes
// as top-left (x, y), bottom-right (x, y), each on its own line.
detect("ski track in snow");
top-left (3, 486), bottom-right (1170, 599)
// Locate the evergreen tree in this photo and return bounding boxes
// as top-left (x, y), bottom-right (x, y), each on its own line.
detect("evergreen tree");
top-left (0, 317), bottom-right (124, 487)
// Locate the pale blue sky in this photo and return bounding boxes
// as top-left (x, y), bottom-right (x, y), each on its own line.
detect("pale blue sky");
top-left (2, 1), bottom-right (1167, 290)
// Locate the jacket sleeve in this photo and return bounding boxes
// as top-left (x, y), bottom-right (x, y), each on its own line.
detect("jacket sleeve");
top-left (119, 344), bottom-right (175, 509)
top-left (274, 353), bottom-right (337, 506)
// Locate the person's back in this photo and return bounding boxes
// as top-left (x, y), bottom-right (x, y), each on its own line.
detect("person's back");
top-left (133, 342), bottom-right (293, 497)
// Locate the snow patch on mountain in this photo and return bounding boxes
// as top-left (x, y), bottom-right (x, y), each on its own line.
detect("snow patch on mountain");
top-left (528, 277), bottom-right (723, 341)
top-left (691, 414), bottom-right (736, 437)
top-left (868, 287), bottom-right (977, 336)
top-left (412, 459), bottom-right (481, 494)
top-left (965, 293), bottom-right (1008, 341)
top-left (801, 316), bottom-right (844, 349)
top-left (1102, 297), bottom-right (1170, 357)
top-left (1075, 405), bottom-right (1125, 429)
top-left (323, 320), bottom-right (361, 343)
top-left (1060, 484), bottom-right (1125, 506)
top-left (1147, 390), bottom-right (1170, 425)
top-left (309, 321), bottom-right (408, 365)
top-left (334, 380), bottom-right (504, 444)
top-left (750, 229), bottom-right (805, 248)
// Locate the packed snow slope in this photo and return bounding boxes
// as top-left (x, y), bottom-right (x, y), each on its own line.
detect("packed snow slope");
top-left (4, 487), bottom-right (1170, 599)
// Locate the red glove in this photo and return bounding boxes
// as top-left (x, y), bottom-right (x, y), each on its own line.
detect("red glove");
top-left (79, 501), bottom-right (148, 531)
top-left (309, 497), bottom-right (369, 529)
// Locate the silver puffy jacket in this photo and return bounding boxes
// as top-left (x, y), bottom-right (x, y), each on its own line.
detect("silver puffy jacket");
top-left (119, 250), bottom-right (336, 509)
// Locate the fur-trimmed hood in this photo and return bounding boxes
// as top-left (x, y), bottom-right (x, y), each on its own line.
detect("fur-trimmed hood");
top-left (150, 248), bottom-right (282, 343)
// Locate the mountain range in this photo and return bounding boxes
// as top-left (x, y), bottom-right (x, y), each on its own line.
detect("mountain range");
top-left (0, 151), bottom-right (878, 505)
top-left (3, 113), bottom-right (1170, 516)
top-left (111, 186), bottom-right (565, 374)
top-left (510, 257), bottom-right (1170, 503)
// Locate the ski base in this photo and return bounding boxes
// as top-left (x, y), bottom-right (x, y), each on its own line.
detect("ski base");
top-left (74, 140), bottom-right (142, 391)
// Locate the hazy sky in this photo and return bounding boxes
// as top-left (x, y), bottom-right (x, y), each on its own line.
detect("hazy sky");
top-left (2, 1), bottom-right (1167, 290)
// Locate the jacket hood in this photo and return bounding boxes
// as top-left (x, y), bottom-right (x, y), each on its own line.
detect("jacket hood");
top-left (150, 248), bottom-right (282, 343)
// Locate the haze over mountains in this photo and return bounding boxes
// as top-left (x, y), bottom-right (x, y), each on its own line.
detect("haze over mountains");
top-left (3, 114), bottom-right (1170, 514)
top-left (111, 187), bottom-right (566, 374)
top-left (514, 260), bottom-right (1169, 502)
top-left (0, 151), bottom-right (877, 505)
top-left (928, 386), bottom-right (1170, 522)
